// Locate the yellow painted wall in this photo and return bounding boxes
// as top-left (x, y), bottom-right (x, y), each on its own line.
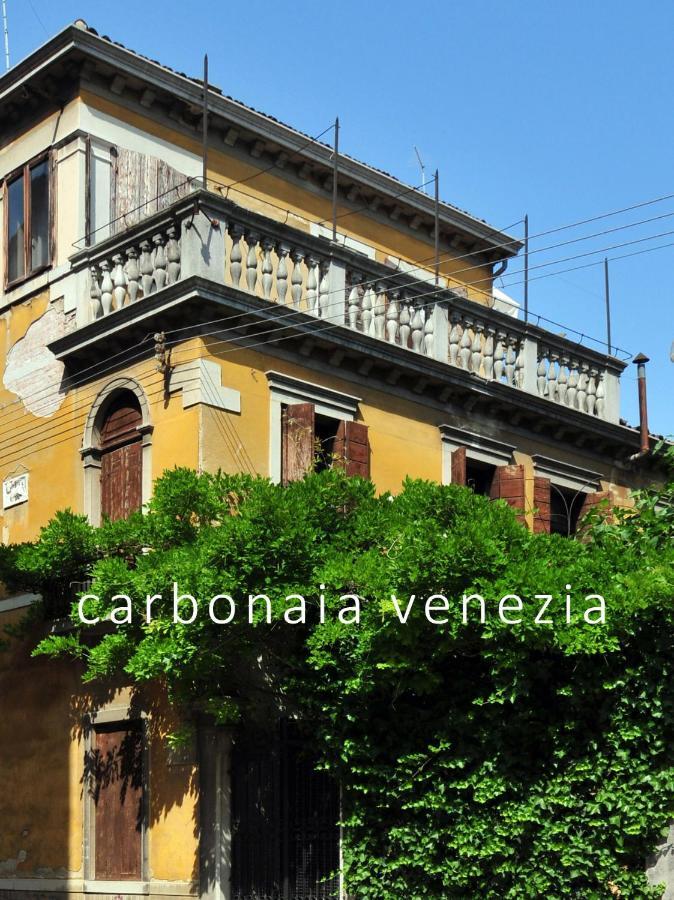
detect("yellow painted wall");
top-left (0, 611), bottom-right (199, 886)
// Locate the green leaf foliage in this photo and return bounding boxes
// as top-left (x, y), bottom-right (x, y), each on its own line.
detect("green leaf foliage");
top-left (7, 445), bottom-right (673, 899)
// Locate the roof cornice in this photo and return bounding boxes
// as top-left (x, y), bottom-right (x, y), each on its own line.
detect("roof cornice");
top-left (0, 23), bottom-right (521, 257)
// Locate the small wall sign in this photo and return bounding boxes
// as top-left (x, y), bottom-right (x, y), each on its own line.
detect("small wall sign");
top-left (3, 473), bottom-right (29, 510)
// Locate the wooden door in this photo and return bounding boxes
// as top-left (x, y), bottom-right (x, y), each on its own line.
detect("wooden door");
top-left (100, 395), bottom-right (143, 521)
top-left (93, 724), bottom-right (144, 881)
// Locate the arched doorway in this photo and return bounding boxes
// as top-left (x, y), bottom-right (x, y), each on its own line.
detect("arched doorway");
top-left (99, 392), bottom-right (143, 521)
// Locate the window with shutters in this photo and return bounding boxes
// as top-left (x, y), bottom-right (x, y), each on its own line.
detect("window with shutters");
top-left (281, 402), bottom-right (370, 484)
top-left (87, 721), bottom-right (145, 882)
top-left (231, 722), bottom-right (340, 900)
top-left (100, 393), bottom-right (143, 521)
top-left (4, 153), bottom-right (52, 288)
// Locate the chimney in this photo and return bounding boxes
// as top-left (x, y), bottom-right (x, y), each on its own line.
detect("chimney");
top-left (632, 352), bottom-right (650, 454)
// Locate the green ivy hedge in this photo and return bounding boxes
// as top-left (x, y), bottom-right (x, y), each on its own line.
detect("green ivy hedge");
top-left (3, 449), bottom-right (673, 899)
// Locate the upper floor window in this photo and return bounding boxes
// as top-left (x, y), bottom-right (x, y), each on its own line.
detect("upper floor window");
top-left (5, 155), bottom-right (52, 287)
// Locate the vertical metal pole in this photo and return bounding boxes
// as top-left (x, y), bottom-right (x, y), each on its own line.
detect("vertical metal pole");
top-left (434, 169), bottom-right (440, 285)
top-left (2, 0), bottom-right (9, 72)
top-left (332, 117), bottom-right (339, 242)
top-left (633, 353), bottom-right (650, 453)
top-left (202, 54), bottom-right (209, 190)
top-left (604, 256), bottom-right (612, 356)
top-left (524, 213), bottom-right (529, 323)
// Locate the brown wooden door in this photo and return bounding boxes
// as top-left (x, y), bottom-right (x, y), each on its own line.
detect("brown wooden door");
top-left (93, 724), bottom-right (144, 881)
top-left (100, 395), bottom-right (143, 521)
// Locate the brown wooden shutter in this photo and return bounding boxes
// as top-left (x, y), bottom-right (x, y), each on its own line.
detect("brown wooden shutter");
top-left (533, 476), bottom-right (552, 533)
top-left (450, 446), bottom-right (467, 486)
top-left (577, 490), bottom-right (615, 524)
top-left (100, 395), bottom-right (143, 521)
top-left (334, 421), bottom-right (370, 478)
top-left (93, 723), bottom-right (143, 881)
top-left (490, 464), bottom-right (526, 523)
top-left (282, 403), bottom-right (315, 484)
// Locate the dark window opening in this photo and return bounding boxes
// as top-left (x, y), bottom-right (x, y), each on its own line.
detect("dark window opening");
top-left (466, 459), bottom-right (496, 497)
top-left (5, 156), bottom-right (51, 286)
top-left (232, 721), bottom-right (340, 900)
top-left (314, 414), bottom-right (340, 473)
top-left (550, 486), bottom-right (584, 536)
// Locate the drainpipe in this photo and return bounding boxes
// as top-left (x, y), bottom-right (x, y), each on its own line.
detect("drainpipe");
top-left (629, 352), bottom-right (650, 461)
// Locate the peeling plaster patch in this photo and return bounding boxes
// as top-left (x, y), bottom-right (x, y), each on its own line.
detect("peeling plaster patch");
top-left (3, 304), bottom-right (75, 417)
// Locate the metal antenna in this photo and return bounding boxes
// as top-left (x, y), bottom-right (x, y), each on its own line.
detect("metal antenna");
top-left (2, 0), bottom-right (9, 72)
top-left (604, 256), bottom-right (612, 357)
top-left (202, 53), bottom-right (209, 190)
top-left (414, 146), bottom-right (426, 193)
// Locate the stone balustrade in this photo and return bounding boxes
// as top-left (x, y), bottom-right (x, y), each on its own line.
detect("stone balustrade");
top-left (88, 222), bottom-right (181, 319)
top-left (71, 190), bottom-right (624, 424)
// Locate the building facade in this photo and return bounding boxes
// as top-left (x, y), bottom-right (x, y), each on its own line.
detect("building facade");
top-left (0, 21), bottom-right (661, 900)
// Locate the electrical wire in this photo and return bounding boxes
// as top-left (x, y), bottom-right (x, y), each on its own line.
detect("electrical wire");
top-left (5, 190), bottom-right (674, 455)
top-left (2, 205), bottom-right (668, 448)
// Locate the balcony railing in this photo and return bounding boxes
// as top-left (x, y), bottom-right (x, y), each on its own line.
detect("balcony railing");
top-left (71, 189), bottom-right (626, 424)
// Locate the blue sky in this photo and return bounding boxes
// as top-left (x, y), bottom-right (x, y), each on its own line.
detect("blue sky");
top-left (6, 0), bottom-right (673, 435)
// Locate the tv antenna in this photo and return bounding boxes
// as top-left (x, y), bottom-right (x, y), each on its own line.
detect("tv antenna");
top-left (2, 0), bottom-right (9, 72)
top-left (414, 146), bottom-right (426, 193)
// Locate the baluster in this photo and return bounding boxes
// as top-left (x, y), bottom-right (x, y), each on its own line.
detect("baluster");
top-left (124, 248), bottom-right (140, 303)
top-left (577, 363), bottom-right (589, 412)
top-left (139, 240), bottom-right (153, 297)
top-left (319, 260), bottom-right (331, 319)
top-left (494, 332), bottom-right (506, 382)
top-left (246, 232), bottom-right (259, 294)
top-left (505, 336), bottom-right (517, 385)
top-left (347, 272), bottom-right (361, 329)
top-left (291, 250), bottom-right (305, 309)
top-left (596, 372), bottom-right (605, 418)
top-left (537, 352), bottom-right (548, 396)
top-left (471, 321), bottom-right (484, 375)
top-left (229, 225), bottom-right (243, 288)
top-left (261, 238), bottom-right (274, 300)
top-left (567, 361), bottom-right (579, 409)
top-left (586, 367), bottom-right (598, 415)
top-left (306, 256), bottom-right (319, 314)
top-left (483, 326), bottom-right (495, 380)
top-left (410, 304), bottom-right (424, 353)
top-left (276, 244), bottom-right (289, 305)
top-left (166, 225), bottom-right (181, 284)
top-left (361, 285), bottom-right (374, 335)
top-left (459, 318), bottom-right (472, 370)
top-left (90, 265), bottom-right (103, 320)
top-left (100, 260), bottom-right (113, 316)
top-left (153, 234), bottom-right (167, 291)
top-left (423, 307), bottom-right (435, 356)
top-left (546, 352), bottom-right (559, 402)
top-left (399, 294), bottom-right (411, 348)
top-left (386, 290), bottom-right (400, 344)
top-left (111, 254), bottom-right (126, 309)
top-left (373, 282), bottom-right (387, 339)
top-left (514, 341), bottom-right (525, 388)
top-left (449, 314), bottom-right (461, 367)
top-left (557, 356), bottom-right (569, 405)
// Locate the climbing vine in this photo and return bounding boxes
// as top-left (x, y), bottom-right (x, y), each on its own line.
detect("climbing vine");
top-left (4, 447), bottom-right (674, 898)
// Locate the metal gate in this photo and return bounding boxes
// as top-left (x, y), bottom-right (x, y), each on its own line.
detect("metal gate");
top-left (231, 721), bottom-right (340, 900)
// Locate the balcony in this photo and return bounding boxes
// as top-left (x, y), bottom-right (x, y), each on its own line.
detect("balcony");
top-left (54, 189), bottom-right (627, 430)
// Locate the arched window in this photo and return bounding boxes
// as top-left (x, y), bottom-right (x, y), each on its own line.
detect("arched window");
top-left (82, 378), bottom-right (152, 526)
top-left (99, 392), bottom-right (143, 521)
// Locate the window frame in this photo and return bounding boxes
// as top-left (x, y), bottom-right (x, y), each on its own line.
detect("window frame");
top-left (3, 150), bottom-right (55, 290)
